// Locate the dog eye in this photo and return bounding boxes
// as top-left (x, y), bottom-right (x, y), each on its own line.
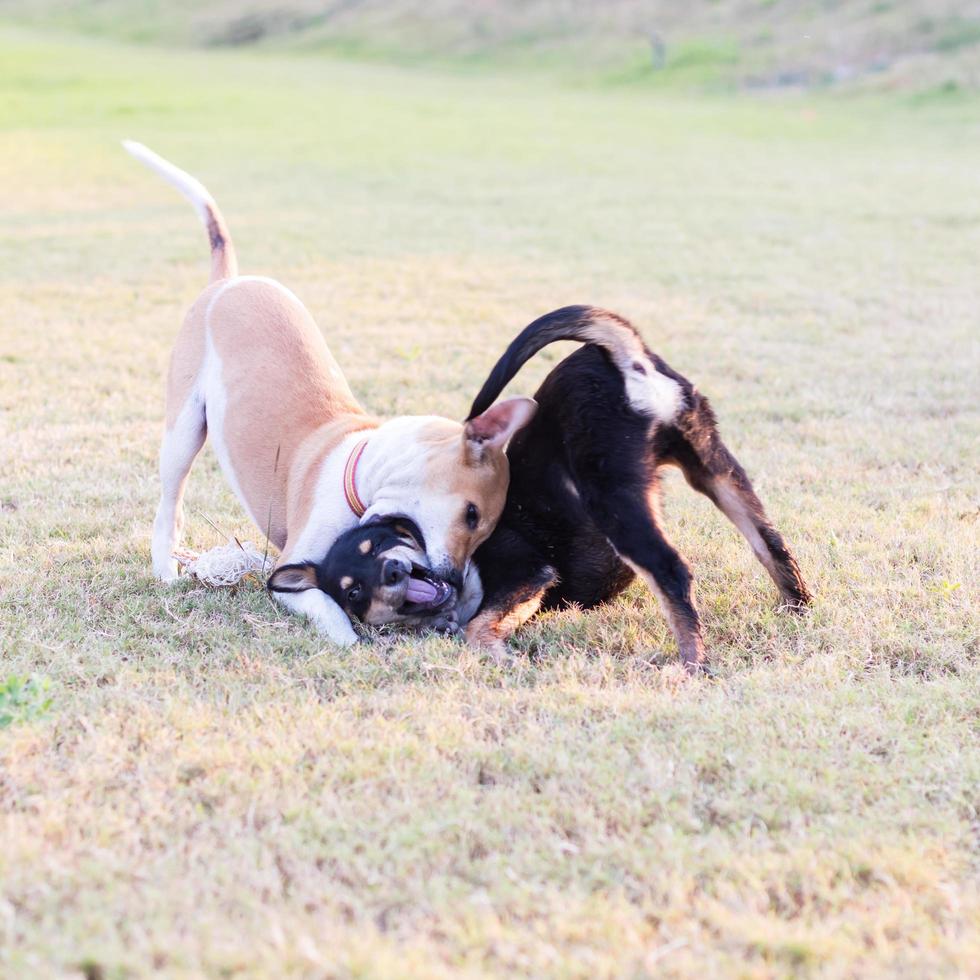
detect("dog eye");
top-left (465, 502), bottom-right (479, 530)
top-left (347, 585), bottom-right (362, 603)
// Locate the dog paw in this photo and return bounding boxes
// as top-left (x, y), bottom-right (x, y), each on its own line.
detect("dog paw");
top-left (479, 637), bottom-right (516, 666)
top-left (429, 612), bottom-right (460, 636)
top-left (154, 559), bottom-right (180, 583)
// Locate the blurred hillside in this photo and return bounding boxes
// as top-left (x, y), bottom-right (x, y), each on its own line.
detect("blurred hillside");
top-left (2, 0), bottom-right (979, 91)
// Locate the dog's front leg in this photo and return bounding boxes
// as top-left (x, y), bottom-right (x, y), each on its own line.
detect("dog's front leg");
top-left (272, 589), bottom-right (359, 646)
top-left (465, 564), bottom-right (557, 663)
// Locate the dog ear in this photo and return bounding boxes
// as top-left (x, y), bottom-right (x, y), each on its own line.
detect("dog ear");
top-left (464, 397), bottom-right (537, 464)
top-left (267, 562), bottom-right (318, 593)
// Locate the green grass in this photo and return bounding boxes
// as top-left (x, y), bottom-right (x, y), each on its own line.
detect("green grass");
top-left (1, 26), bottom-right (979, 978)
top-left (935, 17), bottom-right (980, 53)
top-left (0, 675), bottom-right (52, 729)
top-left (4, 0), bottom-right (980, 92)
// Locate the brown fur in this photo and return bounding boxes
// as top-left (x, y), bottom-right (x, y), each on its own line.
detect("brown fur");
top-left (284, 416), bottom-right (378, 553)
top-left (131, 140), bottom-right (536, 644)
top-left (164, 285), bottom-right (215, 429)
top-left (465, 592), bottom-right (546, 661)
top-left (188, 278), bottom-right (375, 549)
top-left (419, 418), bottom-right (510, 564)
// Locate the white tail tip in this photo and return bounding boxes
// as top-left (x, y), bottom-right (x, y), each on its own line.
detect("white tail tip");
top-left (122, 138), bottom-right (215, 226)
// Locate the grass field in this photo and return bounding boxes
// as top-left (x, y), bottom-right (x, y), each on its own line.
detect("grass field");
top-left (1, 24), bottom-right (979, 979)
top-left (5, 0), bottom-right (980, 93)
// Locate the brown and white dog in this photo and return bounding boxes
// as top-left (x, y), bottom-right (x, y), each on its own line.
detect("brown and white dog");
top-left (125, 142), bottom-right (535, 645)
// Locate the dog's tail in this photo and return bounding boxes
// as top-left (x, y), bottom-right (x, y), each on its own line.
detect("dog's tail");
top-left (467, 305), bottom-right (683, 423)
top-left (123, 140), bottom-right (238, 283)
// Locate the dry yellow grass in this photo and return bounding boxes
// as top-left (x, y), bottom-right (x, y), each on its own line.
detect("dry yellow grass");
top-left (0, 27), bottom-right (978, 979)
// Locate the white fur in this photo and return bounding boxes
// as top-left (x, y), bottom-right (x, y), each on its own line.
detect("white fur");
top-left (147, 273), bottom-right (362, 645)
top-left (200, 281), bottom-right (363, 642)
top-left (128, 141), bottom-right (534, 644)
top-left (454, 563), bottom-right (484, 626)
top-left (353, 401), bottom-right (534, 580)
top-left (199, 332), bottom-right (259, 527)
top-left (581, 319), bottom-right (682, 422)
top-left (274, 588), bottom-right (358, 645)
top-left (278, 430), bottom-right (365, 567)
top-left (624, 367), bottom-right (683, 422)
top-left (123, 140), bottom-right (217, 230)
top-left (357, 416), bottom-right (468, 580)
top-left (152, 393), bottom-right (206, 581)
top-left (271, 420), bottom-right (481, 640)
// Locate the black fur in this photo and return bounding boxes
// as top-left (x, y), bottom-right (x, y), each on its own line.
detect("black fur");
top-left (319, 307), bottom-right (811, 670)
top-left (467, 309), bottom-right (811, 671)
top-left (269, 523), bottom-right (408, 620)
top-left (276, 517), bottom-right (458, 630)
top-left (207, 215), bottom-right (226, 253)
top-left (469, 305), bottom-right (639, 419)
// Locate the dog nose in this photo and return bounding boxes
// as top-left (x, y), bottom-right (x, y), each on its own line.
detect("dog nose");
top-left (382, 558), bottom-right (410, 586)
top-left (428, 556), bottom-right (464, 591)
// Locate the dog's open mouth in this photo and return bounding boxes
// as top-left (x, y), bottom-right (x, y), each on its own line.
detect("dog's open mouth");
top-left (400, 564), bottom-right (454, 614)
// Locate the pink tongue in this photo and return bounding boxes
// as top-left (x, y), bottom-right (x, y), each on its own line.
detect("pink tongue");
top-left (406, 577), bottom-right (439, 603)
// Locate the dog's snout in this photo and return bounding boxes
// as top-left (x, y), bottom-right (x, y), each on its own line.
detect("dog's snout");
top-left (382, 557), bottom-right (410, 587)
top-left (428, 555), bottom-right (464, 592)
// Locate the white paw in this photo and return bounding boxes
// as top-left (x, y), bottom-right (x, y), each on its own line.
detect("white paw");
top-left (327, 632), bottom-right (360, 648)
top-left (153, 557), bottom-right (180, 582)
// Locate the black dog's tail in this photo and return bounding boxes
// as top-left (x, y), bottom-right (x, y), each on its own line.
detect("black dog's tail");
top-left (467, 305), bottom-right (683, 423)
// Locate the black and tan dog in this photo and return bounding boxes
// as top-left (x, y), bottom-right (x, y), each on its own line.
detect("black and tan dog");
top-left (270, 518), bottom-right (462, 634)
top-left (317, 306), bottom-right (811, 671)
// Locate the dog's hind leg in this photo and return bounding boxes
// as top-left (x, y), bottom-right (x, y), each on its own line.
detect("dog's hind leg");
top-left (667, 397), bottom-right (812, 609)
top-left (152, 394), bottom-right (206, 581)
top-left (575, 467), bottom-right (706, 672)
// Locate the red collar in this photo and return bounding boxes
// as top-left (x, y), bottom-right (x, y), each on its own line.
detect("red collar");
top-left (343, 438), bottom-right (369, 517)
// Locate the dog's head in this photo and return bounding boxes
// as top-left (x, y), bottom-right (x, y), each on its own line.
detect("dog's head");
top-left (364, 397), bottom-right (536, 587)
top-left (267, 519), bottom-right (455, 624)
